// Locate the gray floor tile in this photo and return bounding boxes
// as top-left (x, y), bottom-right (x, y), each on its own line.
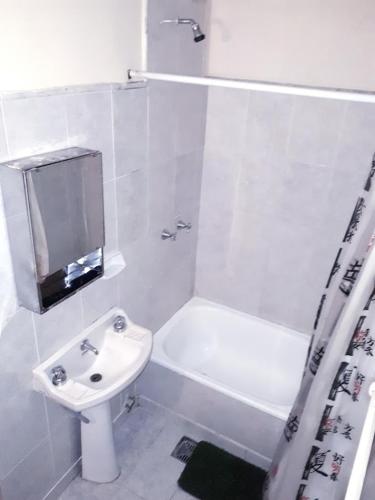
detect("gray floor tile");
top-left (170, 487), bottom-right (196, 500)
top-left (111, 486), bottom-right (145, 499)
top-left (59, 401), bottom-right (250, 500)
top-left (58, 476), bottom-right (119, 500)
top-left (125, 451), bottom-right (184, 500)
top-left (124, 411), bottom-right (194, 500)
top-left (114, 405), bottom-right (168, 477)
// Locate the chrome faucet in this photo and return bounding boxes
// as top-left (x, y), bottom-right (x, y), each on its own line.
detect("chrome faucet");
top-left (80, 339), bottom-right (99, 355)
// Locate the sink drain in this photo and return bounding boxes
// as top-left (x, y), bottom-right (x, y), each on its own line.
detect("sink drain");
top-left (90, 373), bottom-right (102, 383)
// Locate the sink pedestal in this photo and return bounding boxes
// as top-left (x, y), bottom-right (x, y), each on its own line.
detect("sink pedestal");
top-left (81, 401), bottom-right (120, 483)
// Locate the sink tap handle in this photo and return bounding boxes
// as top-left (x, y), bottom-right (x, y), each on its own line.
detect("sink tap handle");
top-left (113, 315), bottom-right (127, 333)
top-left (51, 365), bottom-right (67, 386)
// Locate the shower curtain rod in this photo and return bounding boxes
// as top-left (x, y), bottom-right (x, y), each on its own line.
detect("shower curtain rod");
top-left (128, 70), bottom-right (375, 104)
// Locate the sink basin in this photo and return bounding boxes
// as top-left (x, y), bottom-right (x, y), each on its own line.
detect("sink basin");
top-left (33, 307), bottom-right (152, 483)
top-left (33, 307), bottom-right (152, 412)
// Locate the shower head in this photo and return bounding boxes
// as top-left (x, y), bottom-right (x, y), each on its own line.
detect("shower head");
top-left (160, 18), bottom-right (206, 43)
top-left (191, 22), bottom-right (205, 43)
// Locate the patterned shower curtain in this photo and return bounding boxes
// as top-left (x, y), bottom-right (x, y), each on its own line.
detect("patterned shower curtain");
top-left (264, 156), bottom-right (375, 500)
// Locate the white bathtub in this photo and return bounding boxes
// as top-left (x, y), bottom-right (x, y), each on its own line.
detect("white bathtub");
top-left (138, 297), bottom-right (310, 468)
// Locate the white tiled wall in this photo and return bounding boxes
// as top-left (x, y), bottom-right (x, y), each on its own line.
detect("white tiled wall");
top-left (0, 87), bottom-right (113, 500)
top-left (196, 87), bottom-right (375, 333)
top-left (116, 80), bottom-right (207, 333)
top-left (112, 0), bottom-right (209, 333)
top-left (0, 77), bottom-right (207, 499)
top-left (0, 1), bottom-right (209, 498)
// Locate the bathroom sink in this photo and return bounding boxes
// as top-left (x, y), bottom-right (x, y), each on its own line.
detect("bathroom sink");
top-left (33, 307), bottom-right (152, 483)
top-left (33, 307), bottom-right (152, 412)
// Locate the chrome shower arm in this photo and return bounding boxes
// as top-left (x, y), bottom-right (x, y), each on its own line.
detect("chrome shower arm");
top-left (160, 17), bottom-right (205, 43)
top-left (178, 18), bottom-right (196, 25)
top-left (160, 19), bottom-right (178, 24)
top-left (160, 18), bottom-right (196, 26)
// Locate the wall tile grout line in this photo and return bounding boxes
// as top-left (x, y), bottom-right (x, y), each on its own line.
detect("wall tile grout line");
top-left (0, 436), bottom-right (50, 483)
top-left (31, 313), bottom-right (57, 483)
top-left (109, 87), bottom-right (120, 255)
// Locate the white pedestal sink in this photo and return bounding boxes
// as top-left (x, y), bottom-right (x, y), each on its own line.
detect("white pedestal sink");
top-left (33, 307), bottom-right (152, 483)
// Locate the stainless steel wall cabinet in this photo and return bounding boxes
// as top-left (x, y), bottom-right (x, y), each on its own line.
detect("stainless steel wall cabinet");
top-left (0, 147), bottom-right (105, 313)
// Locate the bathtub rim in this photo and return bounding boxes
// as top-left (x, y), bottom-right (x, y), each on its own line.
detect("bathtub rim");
top-left (151, 296), bottom-right (311, 421)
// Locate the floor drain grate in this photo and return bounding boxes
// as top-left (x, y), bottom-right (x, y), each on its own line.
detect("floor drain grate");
top-left (171, 436), bottom-right (198, 464)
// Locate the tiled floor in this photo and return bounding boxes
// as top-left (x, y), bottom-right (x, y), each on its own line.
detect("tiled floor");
top-left (59, 398), bottom-right (250, 500)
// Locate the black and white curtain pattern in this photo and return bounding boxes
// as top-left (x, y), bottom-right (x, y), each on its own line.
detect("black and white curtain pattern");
top-left (264, 155), bottom-right (375, 500)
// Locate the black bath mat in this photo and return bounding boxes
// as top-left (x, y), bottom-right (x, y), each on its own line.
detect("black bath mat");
top-left (178, 441), bottom-right (266, 500)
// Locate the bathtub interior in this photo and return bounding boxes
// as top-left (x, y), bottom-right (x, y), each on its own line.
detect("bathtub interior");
top-left (163, 309), bottom-right (219, 368)
top-left (154, 298), bottom-right (310, 412)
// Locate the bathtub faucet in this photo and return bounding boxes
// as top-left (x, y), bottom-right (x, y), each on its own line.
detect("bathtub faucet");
top-left (176, 220), bottom-right (192, 232)
top-left (161, 229), bottom-right (177, 241)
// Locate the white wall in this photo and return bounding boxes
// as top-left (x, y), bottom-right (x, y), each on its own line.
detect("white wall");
top-left (0, 0), bottom-right (145, 91)
top-left (207, 0), bottom-right (375, 91)
top-left (196, 87), bottom-right (375, 333)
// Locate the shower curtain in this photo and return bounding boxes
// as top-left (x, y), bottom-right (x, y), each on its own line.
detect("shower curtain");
top-left (264, 156), bottom-right (375, 500)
